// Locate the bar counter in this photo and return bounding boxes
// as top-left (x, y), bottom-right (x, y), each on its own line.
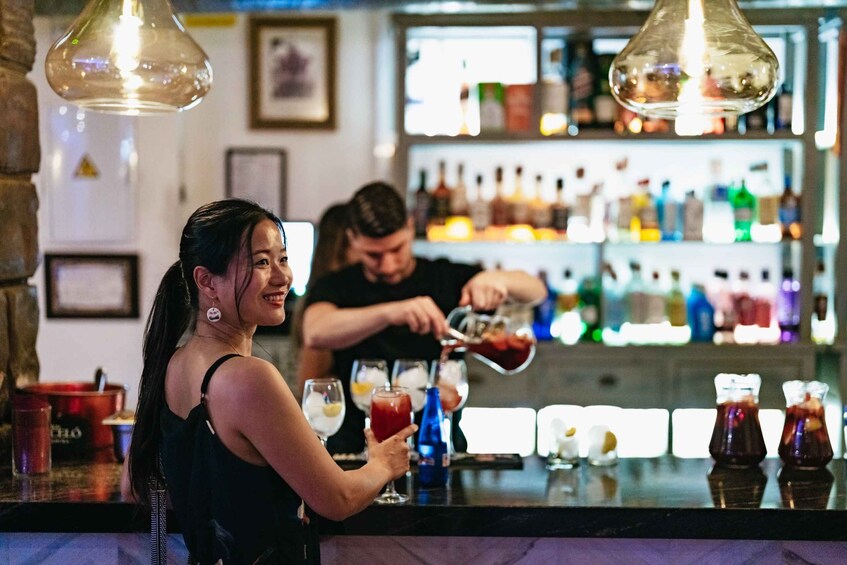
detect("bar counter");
top-left (1, 456), bottom-right (846, 540)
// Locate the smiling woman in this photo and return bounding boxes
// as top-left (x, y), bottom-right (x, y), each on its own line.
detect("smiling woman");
top-left (126, 198), bottom-right (417, 564)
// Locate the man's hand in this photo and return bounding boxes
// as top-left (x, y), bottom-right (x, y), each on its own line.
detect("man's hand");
top-left (388, 296), bottom-right (448, 339)
top-left (459, 271), bottom-right (509, 312)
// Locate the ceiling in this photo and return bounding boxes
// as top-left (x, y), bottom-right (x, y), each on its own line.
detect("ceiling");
top-left (32, 0), bottom-right (847, 16)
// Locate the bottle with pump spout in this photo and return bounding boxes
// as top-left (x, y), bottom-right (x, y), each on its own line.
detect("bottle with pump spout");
top-left (418, 386), bottom-right (449, 488)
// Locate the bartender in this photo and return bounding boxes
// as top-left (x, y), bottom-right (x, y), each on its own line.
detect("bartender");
top-left (302, 182), bottom-right (546, 454)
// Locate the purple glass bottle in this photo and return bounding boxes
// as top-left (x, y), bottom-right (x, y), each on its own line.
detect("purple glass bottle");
top-left (777, 268), bottom-right (800, 343)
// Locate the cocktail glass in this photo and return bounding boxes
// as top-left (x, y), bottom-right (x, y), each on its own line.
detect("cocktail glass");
top-left (350, 359), bottom-right (389, 420)
top-left (391, 359), bottom-right (429, 414)
top-left (370, 386), bottom-right (412, 505)
top-left (302, 378), bottom-right (346, 447)
top-left (778, 380), bottom-right (833, 469)
top-left (430, 359), bottom-right (468, 456)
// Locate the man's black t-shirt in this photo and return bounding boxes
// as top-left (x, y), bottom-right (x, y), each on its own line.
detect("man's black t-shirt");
top-left (303, 257), bottom-right (481, 454)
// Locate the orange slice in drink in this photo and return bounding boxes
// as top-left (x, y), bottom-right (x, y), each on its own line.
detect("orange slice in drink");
top-left (350, 382), bottom-right (374, 397)
top-left (602, 431), bottom-right (617, 454)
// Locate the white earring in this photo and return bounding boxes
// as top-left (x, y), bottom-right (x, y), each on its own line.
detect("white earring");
top-left (206, 303), bottom-right (221, 323)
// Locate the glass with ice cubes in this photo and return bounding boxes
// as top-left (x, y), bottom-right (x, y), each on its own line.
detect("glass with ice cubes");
top-left (350, 359), bottom-right (389, 416)
top-left (391, 359), bottom-right (429, 413)
top-left (302, 378), bottom-right (346, 447)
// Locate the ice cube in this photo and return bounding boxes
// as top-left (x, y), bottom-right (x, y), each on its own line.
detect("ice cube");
top-left (304, 392), bottom-right (325, 421)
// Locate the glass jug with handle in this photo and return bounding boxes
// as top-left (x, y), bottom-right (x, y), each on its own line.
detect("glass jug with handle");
top-left (778, 380), bottom-right (833, 470)
top-left (442, 305), bottom-right (536, 375)
top-left (708, 373), bottom-right (767, 468)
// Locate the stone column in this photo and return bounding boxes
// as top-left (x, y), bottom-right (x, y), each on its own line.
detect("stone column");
top-left (0, 0), bottom-right (40, 455)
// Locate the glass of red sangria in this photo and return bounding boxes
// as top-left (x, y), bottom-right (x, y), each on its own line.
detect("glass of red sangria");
top-left (370, 386), bottom-right (413, 504)
top-left (443, 306), bottom-right (536, 375)
top-left (708, 373), bottom-right (767, 468)
top-left (778, 380), bottom-right (833, 470)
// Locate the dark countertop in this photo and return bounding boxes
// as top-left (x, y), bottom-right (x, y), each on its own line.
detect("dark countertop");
top-left (1, 456), bottom-right (846, 540)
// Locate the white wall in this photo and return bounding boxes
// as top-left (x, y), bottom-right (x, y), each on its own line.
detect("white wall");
top-left (31, 12), bottom-right (388, 407)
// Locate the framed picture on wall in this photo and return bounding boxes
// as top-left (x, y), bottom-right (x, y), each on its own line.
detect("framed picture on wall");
top-left (225, 148), bottom-right (287, 217)
top-left (249, 16), bottom-right (337, 129)
top-left (44, 254), bottom-right (140, 319)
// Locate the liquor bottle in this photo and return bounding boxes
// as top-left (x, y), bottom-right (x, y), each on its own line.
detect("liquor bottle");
top-left (646, 270), bottom-right (666, 326)
top-left (636, 180), bottom-right (660, 242)
top-left (687, 283), bottom-right (716, 343)
top-left (532, 270), bottom-right (558, 341)
top-left (777, 268), bottom-right (800, 343)
top-left (530, 174), bottom-right (553, 229)
top-left (413, 169), bottom-right (431, 238)
top-left (754, 268), bottom-right (779, 344)
top-left (556, 268), bottom-right (582, 345)
top-left (540, 44), bottom-right (569, 136)
top-left (567, 38), bottom-right (597, 128)
top-left (779, 175), bottom-right (801, 241)
top-left (683, 190), bottom-right (703, 241)
top-left (490, 166), bottom-right (510, 227)
top-left (812, 261), bottom-right (835, 344)
top-left (569, 168), bottom-right (590, 241)
top-left (479, 82), bottom-right (506, 132)
top-left (608, 158), bottom-right (631, 243)
top-left (731, 179), bottom-right (756, 242)
top-left (657, 180), bottom-right (681, 241)
top-left (667, 270), bottom-right (687, 327)
top-left (732, 271), bottom-right (757, 328)
top-left (594, 53), bottom-right (617, 129)
top-left (418, 386), bottom-right (449, 488)
top-left (588, 183), bottom-right (605, 242)
top-left (551, 178), bottom-right (569, 235)
top-left (749, 162), bottom-right (780, 243)
top-left (508, 165), bottom-right (531, 225)
top-left (469, 174), bottom-right (492, 232)
top-left (578, 274), bottom-right (601, 342)
top-left (458, 60), bottom-right (472, 136)
top-left (708, 270), bottom-right (735, 344)
top-left (704, 160), bottom-right (735, 243)
top-left (602, 263), bottom-right (626, 333)
top-left (776, 83), bottom-right (793, 131)
top-left (451, 162), bottom-right (470, 217)
top-left (430, 160), bottom-right (452, 224)
top-left (626, 261), bottom-right (649, 325)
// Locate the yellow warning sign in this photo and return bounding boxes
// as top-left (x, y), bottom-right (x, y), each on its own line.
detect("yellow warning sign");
top-left (74, 154), bottom-right (100, 179)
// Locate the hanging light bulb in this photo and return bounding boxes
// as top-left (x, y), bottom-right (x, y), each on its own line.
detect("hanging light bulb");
top-left (609, 0), bottom-right (779, 120)
top-left (45, 0), bottom-right (213, 115)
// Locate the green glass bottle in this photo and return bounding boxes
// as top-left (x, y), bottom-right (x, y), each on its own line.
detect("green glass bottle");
top-left (731, 179), bottom-right (756, 242)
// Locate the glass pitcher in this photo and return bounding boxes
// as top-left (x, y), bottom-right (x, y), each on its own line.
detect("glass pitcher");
top-left (778, 380), bottom-right (833, 470)
top-left (708, 373), bottom-right (767, 468)
top-left (443, 305), bottom-right (536, 375)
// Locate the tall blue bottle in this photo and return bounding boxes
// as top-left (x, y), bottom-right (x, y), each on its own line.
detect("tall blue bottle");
top-left (532, 270), bottom-right (557, 341)
top-left (687, 283), bottom-right (716, 342)
top-left (418, 387), bottom-right (449, 488)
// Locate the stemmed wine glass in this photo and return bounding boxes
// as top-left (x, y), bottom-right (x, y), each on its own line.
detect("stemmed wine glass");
top-left (430, 359), bottom-right (469, 456)
top-left (350, 359), bottom-right (389, 422)
top-left (303, 379), bottom-right (347, 447)
top-left (391, 359), bottom-right (429, 414)
top-left (302, 378), bottom-right (346, 447)
top-left (369, 386), bottom-right (413, 504)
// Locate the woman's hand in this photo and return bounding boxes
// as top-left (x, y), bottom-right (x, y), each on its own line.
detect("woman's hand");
top-left (364, 424), bottom-right (418, 480)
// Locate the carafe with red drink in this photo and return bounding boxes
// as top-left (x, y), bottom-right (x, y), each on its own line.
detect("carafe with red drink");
top-left (778, 380), bottom-right (833, 470)
top-left (443, 306), bottom-right (536, 375)
top-left (709, 373), bottom-right (767, 468)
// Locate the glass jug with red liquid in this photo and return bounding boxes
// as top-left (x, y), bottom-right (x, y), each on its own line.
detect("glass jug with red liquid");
top-left (709, 373), bottom-right (767, 468)
top-left (778, 380), bottom-right (833, 470)
top-left (443, 306), bottom-right (536, 375)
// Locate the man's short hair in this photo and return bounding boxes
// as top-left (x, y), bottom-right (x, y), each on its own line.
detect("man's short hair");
top-left (348, 182), bottom-right (408, 238)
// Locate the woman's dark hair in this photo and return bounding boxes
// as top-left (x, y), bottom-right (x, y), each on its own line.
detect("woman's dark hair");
top-left (129, 198), bottom-right (284, 508)
top-left (347, 182), bottom-right (407, 238)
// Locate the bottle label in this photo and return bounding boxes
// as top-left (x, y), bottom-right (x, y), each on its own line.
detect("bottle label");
top-left (815, 294), bottom-right (828, 321)
top-left (734, 207), bottom-right (753, 222)
top-left (758, 196), bottom-right (779, 225)
top-left (684, 198), bottom-right (703, 240)
top-left (552, 207), bottom-right (569, 231)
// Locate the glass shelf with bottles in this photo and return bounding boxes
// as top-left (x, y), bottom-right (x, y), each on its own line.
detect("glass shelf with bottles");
top-left (403, 24), bottom-right (801, 141)
top-left (409, 140), bottom-right (803, 247)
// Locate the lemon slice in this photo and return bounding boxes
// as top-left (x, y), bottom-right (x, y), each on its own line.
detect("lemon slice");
top-left (322, 402), bottom-right (343, 418)
top-left (565, 427), bottom-right (577, 437)
top-left (804, 417), bottom-right (822, 432)
top-left (350, 382), bottom-right (374, 396)
top-left (602, 431), bottom-right (617, 454)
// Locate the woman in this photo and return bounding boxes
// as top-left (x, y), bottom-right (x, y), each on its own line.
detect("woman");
top-left (127, 199), bottom-right (415, 564)
top-left (294, 203), bottom-right (359, 392)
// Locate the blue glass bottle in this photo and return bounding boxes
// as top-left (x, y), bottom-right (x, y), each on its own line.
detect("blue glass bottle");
top-left (418, 387), bottom-right (449, 488)
top-left (687, 283), bottom-right (716, 342)
top-left (532, 270), bottom-right (558, 341)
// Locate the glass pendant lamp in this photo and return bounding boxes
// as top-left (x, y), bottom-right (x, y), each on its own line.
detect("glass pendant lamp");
top-left (609, 0), bottom-right (779, 119)
top-left (45, 0), bottom-right (213, 115)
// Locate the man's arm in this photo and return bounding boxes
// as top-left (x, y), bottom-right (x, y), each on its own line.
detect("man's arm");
top-left (302, 296), bottom-right (448, 350)
top-left (459, 269), bottom-right (547, 312)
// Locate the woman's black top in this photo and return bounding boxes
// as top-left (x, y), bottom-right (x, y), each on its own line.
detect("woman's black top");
top-left (160, 353), bottom-right (319, 564)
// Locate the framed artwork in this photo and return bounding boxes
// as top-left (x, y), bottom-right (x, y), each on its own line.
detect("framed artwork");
top-left (44, 254), bottom-right (140, 319)
top-left (225, 148), bottom-right (287, 217)
top-left (249, 16), bottom-right (336, 129)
